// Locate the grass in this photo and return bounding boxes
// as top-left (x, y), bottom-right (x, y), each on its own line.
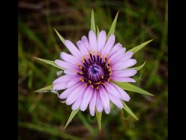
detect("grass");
top-left (18, 0), bottom-right (167, 139)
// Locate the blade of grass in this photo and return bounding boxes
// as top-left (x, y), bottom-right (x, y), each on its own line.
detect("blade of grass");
top-left (19, 122), bottom-right (81, 140)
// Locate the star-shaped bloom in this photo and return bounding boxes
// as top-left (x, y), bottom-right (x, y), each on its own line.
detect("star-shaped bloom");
top-left (53, 30), bottom-right (137, 116)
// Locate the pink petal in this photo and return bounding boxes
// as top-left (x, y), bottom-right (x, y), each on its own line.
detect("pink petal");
top-left (66, 77), bottom-right (80, 88)
top-left (108, 48), bottom-right (126, 63)
top-left (80, 86), bottom-right (93, 111)
top-left (111, 83), bottom-right (130, 101)
top-left (76, 40), bottom-right (89, 56)
top-left (89, 89), bottom-right (97, 116)
top-left (64, 69), bottom-right (77, 75)
top-left (104, 83), bottom-right (122, 99)
top-left (99, 86), bottom-right (111, 114)
top-left (66, 85), bottom-right (86, 105)
top-left (121, 51), bottom-right (134, 61)
top-left (55, 59), bottom-right (78, 70)
top-left (101, 34), bottom-right (115, 55)
top-left (53, 82), bottom-right (67, 90)
top-left (111, 77), bottom-right (136, 82)
top-left (108, 43), bottom-right (124, 57)
top-left (72, 89), bottom-right (85, 110)
top-left (81, 36), bottom-right (90, 50)
top-left (88, 30), bottom-right (97, 51)
top-left (60, 52), bottom-right (79, 65)
top-left (64, 40), bottom-right (82, 58)
top-left (112, 59), bottom-right (137, 70)
top-left (108, 93), bottom-right (123, 109)
top-left (112, 69), bottom-right (137, 77)
top-left (59, 82), bottom-right (82, 99)
top-left (96, 92), bottom-right (104, 113)
top-left (97, 30), bottom-right (106, 52)
top-left (53, 75), bottom-right (76, 84)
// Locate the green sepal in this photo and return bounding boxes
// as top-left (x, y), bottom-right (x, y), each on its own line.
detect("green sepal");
top-left (91, 10), bottom-right (96, 32)
top-left (54, 28), bottom-right (65, 45)
top-left (35, 57), bottom-right (64, 70)
top-left (128, 39), bottom-right (153, 54)
top-left (34, 85), bottom-right (53, 93)
top-left (107, 11), bottom-right (119, 39)
top-left (114, 82), bottom-right (154, 96)
top-left (122, 101), bottom-right (139, 120)
top-left (64, 109), bottom-right (79, 129)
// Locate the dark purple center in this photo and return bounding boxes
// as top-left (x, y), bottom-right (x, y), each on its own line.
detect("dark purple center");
top-left (77, 52), bottom-right (112, 89)
top-left (88, 64), bottom-right (104, 82)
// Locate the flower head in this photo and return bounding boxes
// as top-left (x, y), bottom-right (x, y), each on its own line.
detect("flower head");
top-left (35, 11), bottom-right (153, 130)
top-left (53, 30), bottom-right (137, 116)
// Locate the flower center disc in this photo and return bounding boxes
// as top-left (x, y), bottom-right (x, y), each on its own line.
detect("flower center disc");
top-left (88, 64), bottom-right (104, 82)
top-left (77, 52), bottom-right (112, 89)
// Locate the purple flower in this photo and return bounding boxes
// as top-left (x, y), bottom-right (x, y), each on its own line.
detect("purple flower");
top-left (53, 30), bottom-right (137, 116)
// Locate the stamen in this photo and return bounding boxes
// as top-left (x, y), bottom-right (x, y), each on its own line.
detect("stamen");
top-left (93, 55), bottom-right (96, 61)
top-left (99, 54), bottom-right (102, 58)
top-left (84, 84), bottom-right (88, 86)
top-left (82, 58), bottom-right (85, 63)
top-left (103, 54), bottom-right (108, 62)
top-left (78, 51), bottom-right (112, 88)
top-left (107, 78), bottom-right (110, 82)
top-left (102, 82), bottom-right (106, 86)
top-left (84, 59), bottom-right (89, 65)
top-left (77, 72), bottom-right (82, 75)
top-left (80, 78), bottom-right (84, 82)
top-left (95, 81), bottom-right (101, 85)
top-left (80, 66), bottom-right (83, 70)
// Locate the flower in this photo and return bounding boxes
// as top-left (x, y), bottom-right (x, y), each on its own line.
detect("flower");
top-left (53, 30), bottom-right (137, 116)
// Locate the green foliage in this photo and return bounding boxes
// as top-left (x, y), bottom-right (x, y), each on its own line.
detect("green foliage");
top-left (128, 39), bottom-right (153, 53)
top-left (107, 11), bottom-right (119, 39)
top-left (96, 111), bottom-right (102, 133)
top-left (34, 85), bottom-right (53, 93)
top-left (64, 109), bottom-right (79, 129)
top-left (123, 101), bottom-right (139, 120)
top-left (54, 28), bottom-right (65, 45)
top-left (91, 10), bottom-right (96, 32)
top-left (130, 61), bottom-right (146, 71)
top-left (35, 57), bottom-right (64, 70)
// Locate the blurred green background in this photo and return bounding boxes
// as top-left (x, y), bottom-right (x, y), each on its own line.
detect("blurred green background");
top-left (18, 0), bottom-right (167, 139)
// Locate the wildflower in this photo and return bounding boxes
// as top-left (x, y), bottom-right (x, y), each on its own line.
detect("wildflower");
top-left (53, 30), bottom-right (137, 116)
top-left (35, 10), bottom-right (153, 130)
